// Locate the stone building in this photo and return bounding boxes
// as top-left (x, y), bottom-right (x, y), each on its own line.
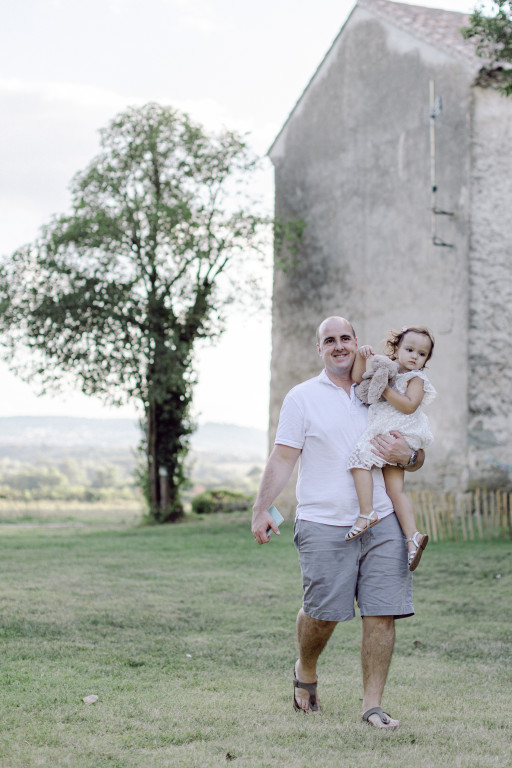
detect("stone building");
top-left (268, 0), bottom-right (512, 506)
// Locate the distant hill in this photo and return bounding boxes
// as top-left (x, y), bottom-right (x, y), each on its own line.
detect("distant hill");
top-left (191, 422), bottom-right (267, 460)
top-left (0, 416), bottom-right (139, 448)
top-left (0, 417), bottom-right (267, 462)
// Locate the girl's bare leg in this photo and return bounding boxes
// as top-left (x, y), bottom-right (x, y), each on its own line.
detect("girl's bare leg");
top-left (383, 465), bottom-right (418, 555)
top-left (350, 468), bottom-right (378, 532)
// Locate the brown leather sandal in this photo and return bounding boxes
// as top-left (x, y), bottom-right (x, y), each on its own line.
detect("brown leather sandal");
top-left (293, 666), bottom-right (320, 713)
top-left (362, 706), bottom-right (399, 729)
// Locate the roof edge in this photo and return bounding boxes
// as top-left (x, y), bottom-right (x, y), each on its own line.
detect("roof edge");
top-left (268, 0), bottom-right (481, 162)
top-left (267, 2), bottom-right (360, 160)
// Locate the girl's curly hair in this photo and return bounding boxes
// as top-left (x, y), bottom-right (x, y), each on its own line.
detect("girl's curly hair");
top-left (384, 326), bottom-right (435, 364)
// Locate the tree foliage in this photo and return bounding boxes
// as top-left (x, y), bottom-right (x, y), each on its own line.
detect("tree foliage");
top-left (0, 103), bottom-right (268, 521)
top-left (461, 0), bottom-right (512, 96)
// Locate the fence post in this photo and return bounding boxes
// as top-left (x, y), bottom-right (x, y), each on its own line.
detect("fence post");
top-left (422, 491), bottom-right (432, 539)
top-left (428, 491), bottom-right (438, 542)
top-left (458, 492), bottom-right (467, 541)
top-left (467, 492), bottom-right (475, 541)
top-left (483, 491), bottom-right (489, 539)
top-left (500, 490), bottom-right (506, 538)
top-left (474, 489), bottom-right (483, 540)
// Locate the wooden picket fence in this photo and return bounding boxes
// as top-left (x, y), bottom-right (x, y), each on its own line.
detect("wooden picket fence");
top-left (410, 488), bottom-right (512, 542)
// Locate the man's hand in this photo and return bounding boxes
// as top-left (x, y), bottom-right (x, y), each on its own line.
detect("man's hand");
top-left (371, 431), bottom-right (424, 471)
top-left (250, 444), bottom-right (301, 544)
top-left (251, 507), bottom-right (279, 545)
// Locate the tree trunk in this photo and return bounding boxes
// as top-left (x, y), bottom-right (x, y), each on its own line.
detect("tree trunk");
top-left (146, 402), bottom-right (159, 511)
top-left (145, 385), bottom-right (188, 523)
top-left (143, 305), bottom-right (204, 523)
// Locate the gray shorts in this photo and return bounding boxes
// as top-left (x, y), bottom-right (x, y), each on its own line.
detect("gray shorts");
top-left (293, 514), bottom-right (414, 622)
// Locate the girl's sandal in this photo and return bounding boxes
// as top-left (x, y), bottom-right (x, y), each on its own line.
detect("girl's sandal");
top-left (405, 531), bottom-right (428, 571)
top-left (345, 510), bottom-right (381, 541)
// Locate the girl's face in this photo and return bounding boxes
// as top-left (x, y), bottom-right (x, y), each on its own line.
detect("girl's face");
top-left (397, 332), bottom-right (432, 373)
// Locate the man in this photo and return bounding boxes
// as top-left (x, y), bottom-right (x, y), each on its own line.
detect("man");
top-left (251, 316), bottom-right (423, 729)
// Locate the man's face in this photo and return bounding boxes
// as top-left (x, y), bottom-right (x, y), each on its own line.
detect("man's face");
top-left (317, 317), bottom-right (358, 379)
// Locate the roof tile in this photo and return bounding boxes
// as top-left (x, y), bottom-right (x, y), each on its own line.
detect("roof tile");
top-left (359, 0), bottom-right (483, 65)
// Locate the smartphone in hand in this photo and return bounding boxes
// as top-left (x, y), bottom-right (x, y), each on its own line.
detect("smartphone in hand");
top-left (266, 505), bottom-right (284, 535)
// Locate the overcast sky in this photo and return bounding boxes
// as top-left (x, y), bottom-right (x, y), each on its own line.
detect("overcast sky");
top-left (1, 0), bottom-right (475, 429)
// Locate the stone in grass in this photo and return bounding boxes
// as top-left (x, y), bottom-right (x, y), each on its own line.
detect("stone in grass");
top-left (83, 695), bottom-right (99, 704)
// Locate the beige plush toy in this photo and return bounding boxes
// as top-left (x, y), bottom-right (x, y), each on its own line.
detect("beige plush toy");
top-left (355, 354), bottom-right (399, 405)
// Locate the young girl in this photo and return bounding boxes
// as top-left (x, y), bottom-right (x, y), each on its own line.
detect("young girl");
top-left (345, 326), bottom-right (437, 571)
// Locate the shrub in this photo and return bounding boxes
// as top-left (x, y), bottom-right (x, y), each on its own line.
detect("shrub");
top-left (191, 489), bottom-right (252, 515)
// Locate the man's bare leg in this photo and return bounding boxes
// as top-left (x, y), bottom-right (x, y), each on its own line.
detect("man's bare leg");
top-left (361, 615), bottom-right (399, 727)
top-left (294, 608), bottom-right (337, 713)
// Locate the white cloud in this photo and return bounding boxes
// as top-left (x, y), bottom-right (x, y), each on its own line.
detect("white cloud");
top-left (0, 361), bottom-right (139, 420)
top-left (163, 0), bottom-right (235, 35)
top-left (0, 77), bottom-right (133, 110)
top-left (0, 78), bottom-right (138, 253)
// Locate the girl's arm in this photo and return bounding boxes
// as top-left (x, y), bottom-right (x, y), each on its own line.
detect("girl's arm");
top-left (352, 345), bottom-right (374, 383)
top-left (382, 376), bottom-right (424, 414)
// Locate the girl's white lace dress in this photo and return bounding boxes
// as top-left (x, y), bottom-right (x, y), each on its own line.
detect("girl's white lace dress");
top-left (347, 370), bottom-right (437, 470)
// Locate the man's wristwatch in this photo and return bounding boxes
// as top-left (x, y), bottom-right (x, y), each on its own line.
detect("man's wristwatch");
top-left (399, 449), bottom-right (418, 469)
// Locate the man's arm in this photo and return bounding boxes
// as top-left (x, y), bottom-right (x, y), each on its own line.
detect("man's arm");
top-left (251, 444), bottom-right (301, 544)
top-left (370, 431), bottom-right (425, 472)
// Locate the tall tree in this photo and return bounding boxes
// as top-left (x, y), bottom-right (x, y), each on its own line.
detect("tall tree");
top-left (0, 103), bottom-right (268, 522)
top-left (461, 0), bottom-right (512, 96)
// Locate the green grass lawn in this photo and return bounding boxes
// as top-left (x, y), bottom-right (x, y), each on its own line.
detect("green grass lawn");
top-left (0, 511), bottom-right (511, 767)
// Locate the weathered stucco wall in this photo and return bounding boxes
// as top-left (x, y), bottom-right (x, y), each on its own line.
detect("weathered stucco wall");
top-left (269, 6), bottom-right (480, 511)
top-left (468, 84), bottom-right (512, 487)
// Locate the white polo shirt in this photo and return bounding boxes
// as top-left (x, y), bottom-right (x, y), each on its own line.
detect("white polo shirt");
top-left (275, 370), bottom-right (394, 526)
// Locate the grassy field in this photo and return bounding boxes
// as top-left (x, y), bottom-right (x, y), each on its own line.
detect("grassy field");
top-left (0, 508), bottom-right (511, 768)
